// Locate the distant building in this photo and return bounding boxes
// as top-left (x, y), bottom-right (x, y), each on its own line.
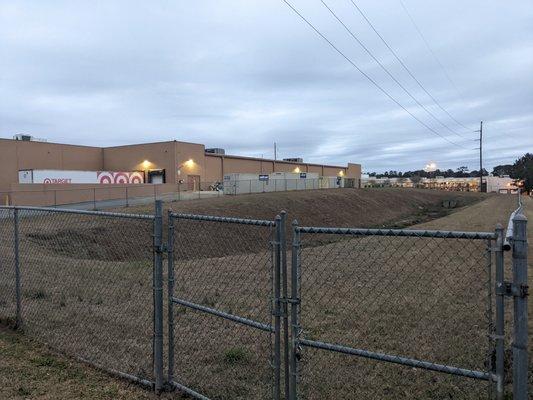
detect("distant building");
top-left (361, 175), bottom-right (520, 193)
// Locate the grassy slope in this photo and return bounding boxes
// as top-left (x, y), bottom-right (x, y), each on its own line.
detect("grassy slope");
top-left (0, 327), bottom-right (175, 400)
top-left (126, 188), bottom-right (488, 228)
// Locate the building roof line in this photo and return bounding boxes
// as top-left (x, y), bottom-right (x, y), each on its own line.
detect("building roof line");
top-left (205, 152), bottom-right (348, 169)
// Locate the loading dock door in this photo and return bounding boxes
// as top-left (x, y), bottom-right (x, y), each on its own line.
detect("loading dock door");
top-left (148, 170), bottom-right (165, 184)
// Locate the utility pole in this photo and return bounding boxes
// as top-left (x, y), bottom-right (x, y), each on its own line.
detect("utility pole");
top-left (274, 142), bottom-right (277, 160)
top-left (478, 121), bottom-right (483, 192)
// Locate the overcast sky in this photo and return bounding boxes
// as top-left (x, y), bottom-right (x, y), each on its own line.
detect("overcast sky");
top-left (1, 1), bottom-right (532, 172)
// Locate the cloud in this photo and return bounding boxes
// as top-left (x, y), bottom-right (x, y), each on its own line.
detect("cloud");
top-left (0, 0), bottom-right (532, 172)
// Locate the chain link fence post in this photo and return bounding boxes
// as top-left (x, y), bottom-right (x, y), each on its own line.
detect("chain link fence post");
top-left (494, 224), bottom-right (505, 400)
top-left (13, 207), bottom-right (22, 329)
top-left (511, 212), bottom-right (528, 400)
top-left (289, 219), bottom-right (300, 400)
top-left (167, 209), bottom-right (175, 385)
top-left (280, 211), bottom-right (290, 400)
top-left (153, 200), bottom-right (164, 393)
top-left (273, 214), bottom-right (282, 400)
top-left (486, 236), bottom-right (494, 400)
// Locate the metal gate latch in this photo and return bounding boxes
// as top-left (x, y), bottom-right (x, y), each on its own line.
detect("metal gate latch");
top-left (496, 281), bottom-right (529, 298)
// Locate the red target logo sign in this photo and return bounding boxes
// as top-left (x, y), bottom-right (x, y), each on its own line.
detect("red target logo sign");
top-left (97, 171), bottom-right (144, 184)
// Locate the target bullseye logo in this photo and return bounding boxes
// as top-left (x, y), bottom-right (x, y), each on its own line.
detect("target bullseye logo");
top-left (97, 171), bottom-right (144, 184)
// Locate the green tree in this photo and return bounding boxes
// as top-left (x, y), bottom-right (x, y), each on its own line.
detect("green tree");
top-left (456, 166), bottom-right (469, 177)
top-left (511, 153), bottom-right (533, 193)
top-left (492, 164), bottom-right (513, 177)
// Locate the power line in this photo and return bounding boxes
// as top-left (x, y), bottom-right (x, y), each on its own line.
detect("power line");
top-left (398, 0), bottom-right (466, 104)
top-left (281, 0), bottom-right (469, 150)
top-left (320, 0), bottom-right (466, 139)
top-left (347, 0), bottom-right (473, 132)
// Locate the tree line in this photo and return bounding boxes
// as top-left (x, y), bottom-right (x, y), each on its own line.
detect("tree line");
top-left (368, 167), bottom-right (488, 179)
top-left (368, 153), bottom-right (533, 193)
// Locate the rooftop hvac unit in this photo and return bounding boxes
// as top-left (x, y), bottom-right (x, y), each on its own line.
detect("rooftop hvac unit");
top-left (13, 134), bottom-right (47, 142)
top-left (206, 148), bottom-right (225, 155)
top-left (283, 157), bottom-right (303, 163)
top-left (14, 134), bottom-right (33, 141)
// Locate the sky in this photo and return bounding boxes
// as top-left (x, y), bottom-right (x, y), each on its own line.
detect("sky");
top-left (1, 1), bottom-right (532, 173)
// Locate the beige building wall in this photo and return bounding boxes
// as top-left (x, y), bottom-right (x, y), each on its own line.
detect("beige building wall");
top-left (224, 157), bottom-right (264, 175)
top-left (346, 163), bottom-right (361, 178)
top-left (174, 141), bottom-right (207, 184)
top-left (307, 165), bottom-right (323, 175)
top-left (0, 139), bottom-right (103, 191)
top-left (0, 138), bottom-right (362, 195)
top-left (205, 155), bottom-right (280, 181)
top-left (203, 155), bottom-right (359, 181)
top-left (103, 141), bottom-right (176, 182)
top-left (204, 155), bottom-right (223, 182)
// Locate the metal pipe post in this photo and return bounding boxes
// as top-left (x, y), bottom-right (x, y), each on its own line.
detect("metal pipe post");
top-left (280, 211), bottom-right (289, 399)
top-left (167, 210), bottom-right (175, 383)
top-left (13, 208), bottom-right (21, 329)
top-left (494, 224), bottom-right (505, 400)
top-left (153, 200), bottom-right (164, 392)
top-left (511, 213), bottom-right (528, 400)
top-left (486, 236), bottom-right (493, 400)
top-left (273, 215), bottom-right (282, 400)
top-left (289, 220), bottom-right (300, 400)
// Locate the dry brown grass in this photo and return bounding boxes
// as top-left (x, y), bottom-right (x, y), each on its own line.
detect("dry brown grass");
top-left (0, 212), bottom-right (155, 382)
top-left (0, 326), bottom-right (178, 400)
top-left (126, 188), bottom-right (487, 229)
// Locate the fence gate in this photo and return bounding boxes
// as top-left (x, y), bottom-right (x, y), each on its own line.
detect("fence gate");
top-left (288, 224), bottom-right (503, 400)
top-left (167, 211), bottom-right (288, 399)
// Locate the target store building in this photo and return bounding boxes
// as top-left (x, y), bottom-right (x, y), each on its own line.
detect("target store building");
top-left (0, 136), bottom-right (361, 206)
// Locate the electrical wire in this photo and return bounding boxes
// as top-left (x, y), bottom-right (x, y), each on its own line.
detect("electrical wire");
top-left (320, 0), bottom-right (466, 139)
top-left (281, 0), bottom-right (470, 150)
top-left (347, 0), bottom-right (473, 132)
top-left (398, 0), bottom-right (466, 106)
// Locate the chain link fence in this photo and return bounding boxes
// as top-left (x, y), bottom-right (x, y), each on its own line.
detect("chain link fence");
top-left (0, 205), bottom-right (160, 388)
top-left (167, 212), bottom-right (281, 399)
top-left (290, 227), bottom-right (496, 399)
top-left (0, 199), bottom-right (528, 399)
top-left (0, 208), bottom-right (17, 327)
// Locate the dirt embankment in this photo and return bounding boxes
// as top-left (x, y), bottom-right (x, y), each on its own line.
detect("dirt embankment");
top-left (20, 189), bottom-right (488, 263)
top-left (128, 188), bottom-right (489, 228)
